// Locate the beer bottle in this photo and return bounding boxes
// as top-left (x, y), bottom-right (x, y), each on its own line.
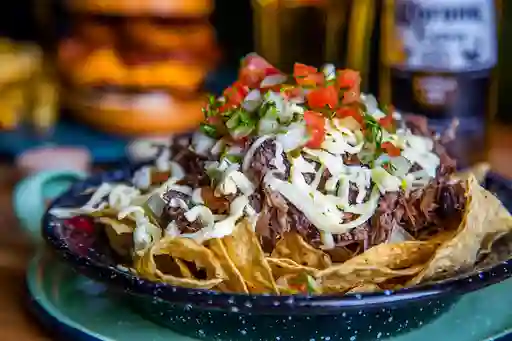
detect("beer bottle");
top-left (380, 0), bottom-right (499, 168)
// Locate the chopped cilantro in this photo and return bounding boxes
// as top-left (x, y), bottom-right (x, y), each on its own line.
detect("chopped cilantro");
top-left (200, 123), bottom-right (218, 138)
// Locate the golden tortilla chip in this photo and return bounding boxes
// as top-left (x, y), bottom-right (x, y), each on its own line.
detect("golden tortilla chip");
top-left (205, 239), bottom-right (249, 293)
top-left (410, 175), bottom-right (512, 285)
top-left (267, 258), bottom-right (319, 279)
top-left (321, 240), bottom-right (439, 275)
top-left (221, 221), bottom-right (278, 294)
top-left (320, 265), bottom-right (423, 294)
top-left (99, 216), bottom-right (134, 257)
top-left (315, 240), bottom-right (440, 293)
top-left (135, 236), bottom-right (226, 289)
top-left (346, 283), bottom-right (381, 294)
top-left (271, 232), bottom-right (331, 269)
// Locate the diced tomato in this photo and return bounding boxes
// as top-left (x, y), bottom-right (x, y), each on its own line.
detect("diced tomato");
top-left (379, 113), bottom-right (394, 130)
top-left (304, 110), bottom-right (326, 149)
top-left (335, 106), bottom-right (364, 125)
top-left (239, 67), bottom-right (264, 88)
top-left (341, 86), bottom-right (361, 105)
top-left (294, 63), bottom-right (317, 77)
top-left (381, 141), bottom-right (401, 157)
top-left (223, 81), bottom-right (248, 106)
top-left (289, 283), bottom-right (307, 293)
top-left (307, 85), bottom-right (338, 109)
top-left (297, 72), bottom-right (325, 87)
top-left (239, 53), bottom-right (281, 88)
top-left (294, 63), bottom-right (324, 87)
top-left (242, 53), bottom-right (275, 71)
top-left (281, 86), bottom-right (302, 100)
top-left (65, 216), bottom-right (95, 234)
top-left (337, 69), bottom-right (361, 89)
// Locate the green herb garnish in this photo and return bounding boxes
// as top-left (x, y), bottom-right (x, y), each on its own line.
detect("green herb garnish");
top-left (200, 123), bottom-right (218, 138)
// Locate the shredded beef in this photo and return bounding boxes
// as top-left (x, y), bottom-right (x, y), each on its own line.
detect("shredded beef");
top-left (162, 122), bottom-right (465, 256)
top-left (246, 139), bottom-right (372, 252)
top-left (161, 190), bottom-right (203, 234)
top-left (169, 134), bottom-right (211, 188)
top-left (248, 139), bottom-right (291, 183)
top-left (371, 177), bottom-right (466, 243)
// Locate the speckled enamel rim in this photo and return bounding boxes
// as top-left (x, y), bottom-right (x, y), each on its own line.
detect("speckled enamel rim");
top-left (42, 168), bottom-right (512, 315)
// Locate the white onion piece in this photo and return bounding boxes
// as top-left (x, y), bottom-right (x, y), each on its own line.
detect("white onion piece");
top-left (276, 122), bottom-right (308, 152)
top-left (191, 188), bottom-right (203, 204)
top-left (242, 89), bottom-right (262, 112)
top-left (260, 74), bottom-right (287, 88)
top-left (322, 64), bottom-right (336, 81)
top-left (211, 139), bottom-right (226, 155)
top-left (258, 118), bottom-right (280, 135)
top-left (192, 132), bottom-right (216, 156)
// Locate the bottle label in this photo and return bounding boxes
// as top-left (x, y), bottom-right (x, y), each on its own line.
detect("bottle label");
top-left (389, 0), bottom-right (497, 72)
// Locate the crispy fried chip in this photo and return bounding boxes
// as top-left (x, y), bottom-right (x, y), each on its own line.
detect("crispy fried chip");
top-left (271, 232), bottom-right (331, 269)
top-left (135, 236), bottom-right (225, 289)
top-left (320, 240), bottom-right (440, 273)
top-left (346, 283), bottom-right (381, 294)
top-left (221, 221), bottom-right (278, 294)
top-left (320, 265), bottom-right (423, 294)
top-left (410, 175), bottom-right (512, 284)
top-left (99, 216), bottom-right (134, 257)
top-left (205, 239), bottom-right (249, 293)
top-left (267, 258), bottom-right (319, 279)
top-left (315, 241), bottom-right (440, 293)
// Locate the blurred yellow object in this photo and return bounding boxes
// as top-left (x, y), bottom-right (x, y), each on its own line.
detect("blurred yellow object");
top-left (0, 84), bottom-right (26, 130)
top-left (0, 38), bottom-right (59, 132)
top-left (67, 0), bottom-right (214, 17)
top-left (0, 39), bottom-right (41, 85)
top-left (29, 73), bottom-right (60, 134)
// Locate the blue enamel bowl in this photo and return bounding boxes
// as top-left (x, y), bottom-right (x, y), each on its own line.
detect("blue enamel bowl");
top-left (33, 167), bottom-right (512, 341)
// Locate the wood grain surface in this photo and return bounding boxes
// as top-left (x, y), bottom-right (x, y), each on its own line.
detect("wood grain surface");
top-left (2, 125), bottom-right (512, 340)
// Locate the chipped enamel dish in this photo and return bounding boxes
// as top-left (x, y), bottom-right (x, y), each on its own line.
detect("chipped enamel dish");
top-left (42, 166), bottom-right (512, 341)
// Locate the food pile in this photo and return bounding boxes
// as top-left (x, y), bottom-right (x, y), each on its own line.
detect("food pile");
top-left (51, 54), bottom-right (512, 295)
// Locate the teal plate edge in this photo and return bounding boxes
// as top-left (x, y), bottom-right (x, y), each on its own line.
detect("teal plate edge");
top-left (25, 248), bottom-right (512, 341)
top-left (25, 249), bottom-right (196, 341)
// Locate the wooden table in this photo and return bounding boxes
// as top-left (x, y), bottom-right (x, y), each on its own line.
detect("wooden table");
top-left (2, 125), bottom-right (512, 340)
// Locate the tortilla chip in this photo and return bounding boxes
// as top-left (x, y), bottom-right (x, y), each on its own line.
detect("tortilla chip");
top-left (320, 241), bottom-right (439, 276)
top-left (409, 175), bottom-right (512, 284)
top-left (267, 258), bottom-right (319, 279)
top-left (315, 240), bottom-right (440, 293)
top-left (271, 232), bottom-right (331, 269)
top-left (99, 217), bottom-right (134, 257)
top-left (221, 221), bottom-right (278, 294)
top-left (205, 239), bottom-right (249, 293)
top-left (452, 162), bottom-right (490, 183)
top-left (347, 283), bottom-right (381, 294)
top-left (135, 236), bottom-right (226, 289)
top-left (320, 265), bottom-right (423, 294)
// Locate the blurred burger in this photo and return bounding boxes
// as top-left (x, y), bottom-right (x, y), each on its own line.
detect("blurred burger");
top-left (67, 0), bottom-right (214, 17)
top-left (59, 1), bottom-right (219, 135)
